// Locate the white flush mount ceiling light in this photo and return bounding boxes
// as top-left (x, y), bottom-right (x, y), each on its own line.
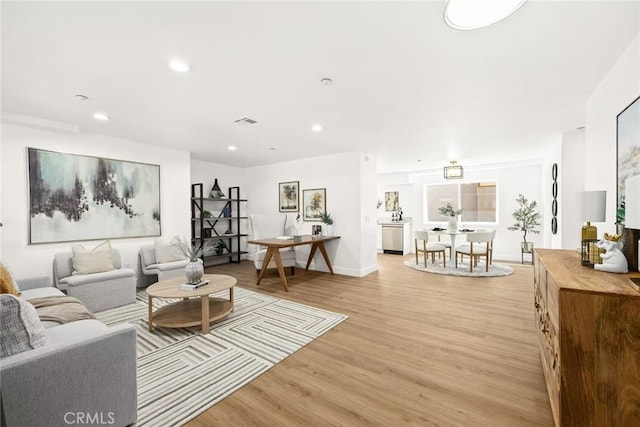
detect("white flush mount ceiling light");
top-left (444, 0), bottom-right (527, 30)
top-left (168, 59), bottom-right (190, 72)
top-left (311, 124), bottom-right (323, 132)
top-left (93, 112), bottom-right (110, 121)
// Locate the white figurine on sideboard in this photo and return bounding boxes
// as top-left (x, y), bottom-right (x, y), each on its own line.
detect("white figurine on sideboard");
top-left (594, 233), bottom-right (628, 273)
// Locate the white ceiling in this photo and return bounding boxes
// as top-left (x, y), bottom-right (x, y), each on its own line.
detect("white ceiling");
top-left (2, 1), bottom-right (639, 173)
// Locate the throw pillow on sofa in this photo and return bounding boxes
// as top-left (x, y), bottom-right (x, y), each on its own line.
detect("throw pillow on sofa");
top-left (0, 262), bottom-right (21, 296)
top-left (154, 236), bottom-right (187, 263)
top-left (0, 294), bottom-right (48, 357)
top-left (72, 240), bottom-right (115, 275)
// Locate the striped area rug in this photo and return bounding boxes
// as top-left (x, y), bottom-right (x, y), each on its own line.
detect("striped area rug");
top-left (96, 287), bottom-right (347, 426)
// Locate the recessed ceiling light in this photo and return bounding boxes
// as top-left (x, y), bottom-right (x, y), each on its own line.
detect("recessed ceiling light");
top-left (321, 78), bottom-right (332, 86)
top-left (417, 160), bottom-right (422, 162)
top-left (93, 113), bottom-right (110, 121)
top-left (269, 147), bottom-right (276, 151)
top-left (444, 0), bottom-right (527, 30)
top-left (311, 124), bottom-right (323, 132)
top-left (75, 94), bottom-right (88, 101)
top-left (227, 145), bottom-right (237, 151)
top-left (169, 59), bottom-right (190, 72)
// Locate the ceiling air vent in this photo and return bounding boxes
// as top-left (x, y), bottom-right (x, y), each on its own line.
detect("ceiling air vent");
top-left (234, 117), bottom-right (258, 125)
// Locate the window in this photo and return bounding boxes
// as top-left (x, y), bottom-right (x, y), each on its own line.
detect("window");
top-left (424, 182), bottom-right (497, 223)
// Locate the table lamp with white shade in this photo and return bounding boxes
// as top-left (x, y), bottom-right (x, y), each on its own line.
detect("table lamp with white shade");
top-left (581, 191), bottom-right (606, 240)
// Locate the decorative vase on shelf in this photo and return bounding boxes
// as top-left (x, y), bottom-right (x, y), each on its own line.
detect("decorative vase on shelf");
top-left (447, 216), bottom-right (458, 232)
top-left (322, 225), bottom-right (333, 236)
top-left (209, 179), bottom-right (226, 199)
top-left (185, 260), bottom-right (204, 284)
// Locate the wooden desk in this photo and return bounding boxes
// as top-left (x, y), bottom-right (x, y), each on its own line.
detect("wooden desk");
top-left (247, 235), bottom-right (340, 291)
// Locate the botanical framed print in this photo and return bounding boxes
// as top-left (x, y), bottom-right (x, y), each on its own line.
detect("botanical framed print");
top-left (617, 95), bottom-right (640, 213)
top-left (303, 188), bottom-right (326, 221)
top-left (385, 191), bottom-right (399, 211)
top-left (279, 181), bottom-right (299, 212)
top-left (28, 148), bottom-right (161, 244)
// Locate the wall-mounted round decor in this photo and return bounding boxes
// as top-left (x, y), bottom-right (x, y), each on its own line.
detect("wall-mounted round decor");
top-left (551, 163), bottom-right (558, 235)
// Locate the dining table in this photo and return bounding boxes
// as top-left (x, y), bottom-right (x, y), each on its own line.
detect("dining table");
top-left (429, 229), bottom-right (474, 265)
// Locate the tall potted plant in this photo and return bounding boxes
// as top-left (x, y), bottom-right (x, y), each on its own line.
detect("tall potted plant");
top-left (508, 194), bottom-right (541, 253)
top-left (438, 203), bottom-right (463, 232)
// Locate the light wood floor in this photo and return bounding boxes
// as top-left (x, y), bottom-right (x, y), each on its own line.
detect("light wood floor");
top-left (186, 254), bottom-right (553, 426)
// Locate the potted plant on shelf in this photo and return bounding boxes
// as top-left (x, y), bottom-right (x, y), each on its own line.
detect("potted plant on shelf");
top-left (320, 212), bottom-right (334, 236)
top-left (176, 236), bottom-right (210, 284)
top-left (438, 203), bottom-right (463, 232)
top-left (214, 240), bottom-right (229, 256)
top-left (508, 193), bottom-right (541, 253)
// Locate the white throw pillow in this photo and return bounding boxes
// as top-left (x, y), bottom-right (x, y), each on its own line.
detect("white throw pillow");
top-left (154, 236), bottom-right (186, 263)
top-left (72, 240), bottom-right (115, 275)
top-left (0, 294), bottom-right (48, 357)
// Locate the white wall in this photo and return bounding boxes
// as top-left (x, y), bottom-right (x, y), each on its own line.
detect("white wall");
top-left (585, 32), bottom-right (640, 236)
top-left (377, 157), bottom-right (553, 262)
top-left (242, 151), bottom-right (377, 276)
top-left (1, 121), bottom-right (191, 283)
top-left (559, 129), bottom-right (586, 250)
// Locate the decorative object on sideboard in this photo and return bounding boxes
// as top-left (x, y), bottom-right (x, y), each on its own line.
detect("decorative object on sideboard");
top-left (443, 160), bottom-right (463, 179)
top-left (581, 190), bottom-right (606, 240)
top-left (593, 233), bottom-right (628, 273)
top-left (581, 239), bottom-right (603, 266)
top-left (279, 181), bottom-right (299, 213)
top-left (312, 224), bottom-right (322, 236)
top-left (438, 203), bottom-right (463, 232)
top-left (507, 194), bottom-right (541, 254)
top-left (209, 178), bottom-right (226, 198)
top-left (551, 163), bottom-right (558, 235)
top-left (320, 212), bottom-right (334, 236)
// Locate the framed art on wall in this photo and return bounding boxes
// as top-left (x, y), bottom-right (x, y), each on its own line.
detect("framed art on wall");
top-left (385, 191), bottom-right (399, 211)
top-left (28, 148), bottom-right (161, 244)
top-left (617, 95), bottom-right (640, 211)
top-left (303, 188), bottom-right (326, 221)
top-left (279, 181), bottom-right (299, 212)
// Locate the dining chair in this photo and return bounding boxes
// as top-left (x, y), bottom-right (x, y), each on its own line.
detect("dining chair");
top-left (455, 231), bottom-right (494, 272)
top-left (415, 231), bottom-right (447, 267)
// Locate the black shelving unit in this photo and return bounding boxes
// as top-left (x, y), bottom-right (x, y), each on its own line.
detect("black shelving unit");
top-left (191, 183), bottom-right (248, 266)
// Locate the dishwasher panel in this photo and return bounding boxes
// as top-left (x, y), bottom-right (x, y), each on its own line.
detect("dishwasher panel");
top-left (382, 224), bottom-right (403, 255)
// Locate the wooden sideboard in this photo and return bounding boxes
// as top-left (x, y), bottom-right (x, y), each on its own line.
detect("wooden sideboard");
top-left (533, 249), bottom-right (640, 426)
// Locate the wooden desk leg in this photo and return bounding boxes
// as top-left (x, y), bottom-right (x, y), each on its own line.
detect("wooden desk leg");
top-left (317, 242), bottom-right (335, 275)
top-left (148, 295), bottom-right (153, 331)
top-left (201, 295), bottom-right (210, 334)
top-left (271, 248), bottom-right (289, 292)
top-left (305, 243), bottom-right (320, 270)
top-left (256, 247), bottom-right (275, 286)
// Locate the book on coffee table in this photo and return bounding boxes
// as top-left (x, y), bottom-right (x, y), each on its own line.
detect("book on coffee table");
top-left (180, 280), bottom-right (210, 291)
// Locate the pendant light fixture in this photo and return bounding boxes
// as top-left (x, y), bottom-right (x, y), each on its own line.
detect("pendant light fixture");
top-left (444, 161), bottom-right (463, 179)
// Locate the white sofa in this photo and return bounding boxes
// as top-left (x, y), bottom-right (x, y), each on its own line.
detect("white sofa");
top-left (249, 214), bottom-right (297, 275)
top-left (53, 249), bottom-right (136, 312)
top-left (0, 277), bottom-right (137, 427)
top-left (139, 244), bottom-right (189, 283)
